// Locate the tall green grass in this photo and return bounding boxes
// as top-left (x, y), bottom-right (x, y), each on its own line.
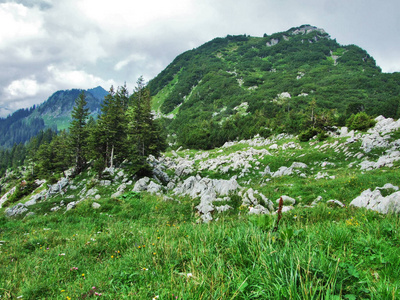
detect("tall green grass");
top-left (1, 192), bottom-right (399, 299)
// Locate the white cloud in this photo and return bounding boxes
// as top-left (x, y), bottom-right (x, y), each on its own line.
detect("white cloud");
top-left (46, 64), bottom-right (115, 90)
top-left (5, 77), bottom-right (41, 98)
top-left (77, 0), bottom-right (194, 32)
top-left (0, 3), bottom-right (44, 46)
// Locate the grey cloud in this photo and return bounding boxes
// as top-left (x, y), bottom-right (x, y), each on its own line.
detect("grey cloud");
top-left (0, 0), bottom-right (52, 9)
top-left (1, 0), bottom-right (400, 117)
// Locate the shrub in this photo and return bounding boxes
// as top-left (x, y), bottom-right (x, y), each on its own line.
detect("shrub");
top-left (298, 127), bottom-right (321, 142)
top-left (346, 112), bottom-right (376, 131)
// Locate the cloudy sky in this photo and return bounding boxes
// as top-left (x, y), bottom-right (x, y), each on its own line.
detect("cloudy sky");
top-left (0, 0), bottom-right (399, 117)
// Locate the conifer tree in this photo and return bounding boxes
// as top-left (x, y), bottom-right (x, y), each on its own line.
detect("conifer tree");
top-left (127, 76), bottom-right (166, 175)
top-left (94, 86), bottom-right (127, 170)
top-left (69, 91), bottom-right (90, 174)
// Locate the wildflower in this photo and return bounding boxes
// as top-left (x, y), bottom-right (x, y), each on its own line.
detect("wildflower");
top-left (95, 292), bottom-right (102, 296)
top-left (59, 253), bottom-right (66, 256)
top-left (82, 273), bottom-right (85, 277)
top-left (67, 297), bottom-right (71, 300)
top-left (111, 255), bottom-right (114, 258)
top-left (61, 290), bottom-right (65, 292)
top-left (153, 296), bottom-right (159, 300)
top-left (153, 252), bottom-right (156, 255)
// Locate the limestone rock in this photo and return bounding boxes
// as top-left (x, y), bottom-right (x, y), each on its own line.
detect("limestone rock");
top-left (92, 202), bottom-right (101, 209)
top-left (281, 205), bottom-right (295, 213)
top-left (147, 181), bottom-right (162, 194)
top-left (86, 188), bottom-right (98, 197)
top-left (215, 205), bottom-right (232, 213)
top-left (311, 196), bottom-right (323, 206)
top-left (133, 177), bottom-right (150, 192)
top-left (51, 206), bottom-right (61, 212)
top-left (152, 167), bottom-right (170, 183)
top-left (103, 167), bottom-right (115, 177)
top-left (173, 175), bottom-right (240, 222)
top-left (248, 204), bottom-right (269, 215)
top-left (132, 177), bottom-right (162, 194)
top-left (271, 162), bottom-right (307, 177)
top-left (0, 186), bottom-right (16, 208)
top-left (5, 203), bottom-right (28, 217)
top-left (359, 151), bottom-right (400, 170)
top-left (99, 180), bottom-right (112, 186)
top-left (276, 195), bottom-right (296, 206)
top-left (327, 199), bottom-right (345, 207)
top-left (48, 177), bottom-right (69, 195)
top-left (350, 185), bottom-right (400, 214)
top-left (111, 183), bottom-right (127, 198)
top-left (66, 202), bottom-right (76, 211)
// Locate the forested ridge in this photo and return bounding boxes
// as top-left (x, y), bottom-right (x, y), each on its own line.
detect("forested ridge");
top-left (0, 87), bottom-right (107, 149)
top-left (148, 25), bottom-right (400, 149)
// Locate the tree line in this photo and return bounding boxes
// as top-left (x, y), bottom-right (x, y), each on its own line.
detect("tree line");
top-left (0, 77), bottom-right (167, 180)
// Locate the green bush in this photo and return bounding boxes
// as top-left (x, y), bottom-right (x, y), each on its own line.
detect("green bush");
top-left (346, 112), bottom-right (376, 131)
top-left (298, 127), bottom-right (322, 142)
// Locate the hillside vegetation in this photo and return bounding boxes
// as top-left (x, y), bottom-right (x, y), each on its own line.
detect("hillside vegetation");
top-left (1, 115), bottom-right (400, 299)
top-left (0, 87), bottom-right (107, 148)
top-left (148, 25), bottom-right (400, 149)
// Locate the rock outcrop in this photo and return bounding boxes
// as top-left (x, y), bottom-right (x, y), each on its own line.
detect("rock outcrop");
top-left (350, 184), bottom-right (400, 214)
top-left (173, 175), bottom-right (240, 222)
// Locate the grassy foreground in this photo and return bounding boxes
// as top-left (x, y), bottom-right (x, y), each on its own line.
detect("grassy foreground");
top-left (1, 191), bottom-right (400, 299)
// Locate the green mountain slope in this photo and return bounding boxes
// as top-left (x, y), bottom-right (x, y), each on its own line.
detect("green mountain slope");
top-left (148, 25), bottom-right (400, 149)
top-left (0, 87), bottom-right (108, 148)
top-left (29, 87), bottom-right (107, 131)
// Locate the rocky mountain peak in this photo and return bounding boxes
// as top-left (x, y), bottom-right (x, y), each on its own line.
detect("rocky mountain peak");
top-left (290, 25), bottom-right (327, 36)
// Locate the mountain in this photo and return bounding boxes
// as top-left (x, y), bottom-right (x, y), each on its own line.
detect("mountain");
top-left (0, 86), bottom-right (108, 148)
top-left (148, 25), bottom-right (400, 149)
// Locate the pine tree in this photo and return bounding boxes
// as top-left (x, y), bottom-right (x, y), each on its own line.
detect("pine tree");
top-left (127, 76), bottom-right (166, 175)
top-left (69, 91), bottom-right (90, 174)
top-left (93, 86), bottom-right (127, 170)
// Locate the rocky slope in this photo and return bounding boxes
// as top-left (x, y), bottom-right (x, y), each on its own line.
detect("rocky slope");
top-left (2, 116), bottom-right (400, 221)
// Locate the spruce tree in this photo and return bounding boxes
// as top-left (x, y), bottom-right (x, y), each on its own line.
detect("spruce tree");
top-left (127, 76), bottom-right (166, 175)
top-left (69, 91), bottom-right (90, 174)
top-left (94, 86), bottom-right (127, 170)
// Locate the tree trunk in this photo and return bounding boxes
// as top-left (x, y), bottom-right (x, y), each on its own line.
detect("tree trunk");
top-left (110, 144), bottom-right (114, 168)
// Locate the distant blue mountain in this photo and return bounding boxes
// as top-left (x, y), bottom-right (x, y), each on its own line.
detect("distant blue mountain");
top-left (0, 86), bottom-right (108, 148)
